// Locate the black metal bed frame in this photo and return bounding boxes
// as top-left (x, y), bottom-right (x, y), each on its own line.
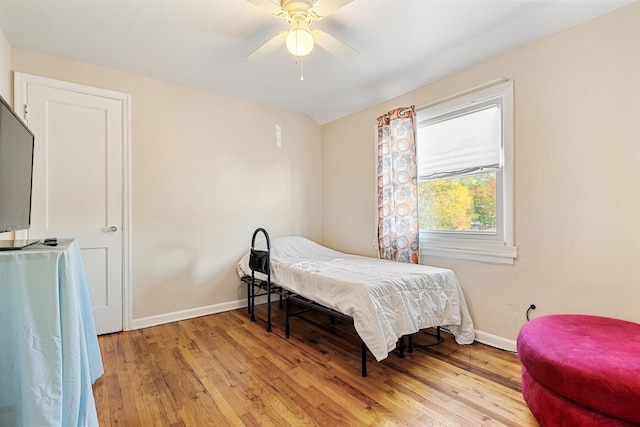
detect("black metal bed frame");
top-left (242, 228), bottom-right (443, 377)
top-left (285, 293), bottom-right (425, 376)
top-left (245, 228), bottom-right (286, 333)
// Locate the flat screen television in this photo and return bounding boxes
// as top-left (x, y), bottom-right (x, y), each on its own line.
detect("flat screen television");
top-left (0, 93), bottom-right (37, 250)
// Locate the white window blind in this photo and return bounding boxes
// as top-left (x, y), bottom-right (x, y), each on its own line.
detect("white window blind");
top-left (417, 105), bottom-right (501, 179)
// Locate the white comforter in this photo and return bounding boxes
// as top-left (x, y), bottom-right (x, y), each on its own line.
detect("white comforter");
top-left (237, 236), bottom-right (475, 361)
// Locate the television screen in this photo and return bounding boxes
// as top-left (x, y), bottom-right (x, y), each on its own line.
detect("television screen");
top-left (0, 94), bottom-right (35, 235)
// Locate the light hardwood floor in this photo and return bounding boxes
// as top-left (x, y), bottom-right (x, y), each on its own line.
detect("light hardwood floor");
top-left (93, 303), bottom-right (538, 426)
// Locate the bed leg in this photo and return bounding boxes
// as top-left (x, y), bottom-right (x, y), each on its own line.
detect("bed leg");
top-left (361, 342), bottom-right (367, 377)
top-left (399, 337), bottom-right (405, 358)
top-left (247, 280), bottom-right (252, 316)
top-left (437, 326), bottom-right (441, 340)
top-left (408, 335), bottom-right (413, 353)
top-left (250, 279), bottom-right (256, 322)
top-left (285, 296), bottom-right (290, 339)
top-left (266, 279), bottom-right (272, 333)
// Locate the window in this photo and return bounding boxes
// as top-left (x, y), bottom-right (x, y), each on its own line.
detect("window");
top-left (416, 81), bottom-right (516, 264)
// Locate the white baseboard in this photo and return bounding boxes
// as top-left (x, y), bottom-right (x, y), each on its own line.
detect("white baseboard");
top-left (129, 295), bottom-right (268, 331)
top-left (129, 299), bottom-right (518, 354)
top-left (474, 329), bottom-right (517, 353)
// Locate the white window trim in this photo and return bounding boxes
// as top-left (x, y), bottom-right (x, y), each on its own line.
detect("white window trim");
top-left (418, 80), bottom-right (517, 265)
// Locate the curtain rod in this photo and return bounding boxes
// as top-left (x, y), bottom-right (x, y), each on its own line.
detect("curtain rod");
top-left (416, 77), bottom-right (508, 111)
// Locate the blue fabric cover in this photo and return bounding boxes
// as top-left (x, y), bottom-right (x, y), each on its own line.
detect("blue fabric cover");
top-left (0, 239), bottom-right (103, 426)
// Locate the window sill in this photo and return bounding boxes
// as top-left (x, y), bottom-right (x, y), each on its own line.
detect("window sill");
top-left (420, 240), bottom-right (517, 265)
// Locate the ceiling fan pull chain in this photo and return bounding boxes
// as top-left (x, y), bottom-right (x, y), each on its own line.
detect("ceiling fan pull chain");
top-left (300, 56), bottom-right (304, 81)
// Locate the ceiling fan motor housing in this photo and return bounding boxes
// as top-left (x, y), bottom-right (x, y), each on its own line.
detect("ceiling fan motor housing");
top-left (281, 0), bottom-right (314, 14)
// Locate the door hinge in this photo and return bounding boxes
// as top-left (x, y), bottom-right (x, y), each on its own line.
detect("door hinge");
top-left (23, 104), bottom-right (29, 121)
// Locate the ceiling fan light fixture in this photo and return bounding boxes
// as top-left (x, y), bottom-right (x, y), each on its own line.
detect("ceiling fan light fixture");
top-left (286, 28), bottom-right (314, 57)
top-left (246, 0), bottom-right (356, 62)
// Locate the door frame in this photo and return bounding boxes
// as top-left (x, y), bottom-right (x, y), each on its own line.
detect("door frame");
top-left (14, 72), bottom-right (132, 331)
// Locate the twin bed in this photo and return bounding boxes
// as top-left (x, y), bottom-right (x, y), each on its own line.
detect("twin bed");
top-left (237, 234), bottom-right (475, 375)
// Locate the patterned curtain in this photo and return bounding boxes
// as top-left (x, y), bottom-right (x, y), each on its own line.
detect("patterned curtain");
top-left (376, 106), bottom-right (419, 264)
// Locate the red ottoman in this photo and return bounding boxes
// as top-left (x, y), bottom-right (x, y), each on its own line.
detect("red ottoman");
top-left (517, 315), bottom-right (640, 426)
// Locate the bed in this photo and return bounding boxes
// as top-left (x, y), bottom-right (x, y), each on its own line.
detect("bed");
top-left (237, 235), bottom-right (475, 373)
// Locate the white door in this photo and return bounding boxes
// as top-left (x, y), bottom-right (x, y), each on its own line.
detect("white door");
top-left (15, 73), bottom-right (130, 335)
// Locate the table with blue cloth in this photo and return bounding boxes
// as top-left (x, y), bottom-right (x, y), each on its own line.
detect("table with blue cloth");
top-left (0, 239), bottom-right (103, 426)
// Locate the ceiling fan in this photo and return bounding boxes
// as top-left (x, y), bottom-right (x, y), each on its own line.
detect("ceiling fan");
top-left (246, 0), bottom-right (358, 60)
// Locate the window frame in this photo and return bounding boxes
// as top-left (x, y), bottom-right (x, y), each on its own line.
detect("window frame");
top-left (416, 81), bottom-right (516, 264)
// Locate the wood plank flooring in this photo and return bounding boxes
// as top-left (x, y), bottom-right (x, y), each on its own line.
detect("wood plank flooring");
top-left (93, 303), bottom-right (538, 426)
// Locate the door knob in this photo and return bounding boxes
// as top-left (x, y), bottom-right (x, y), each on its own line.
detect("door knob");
top-left (108, 225), bottom-right (118, 232)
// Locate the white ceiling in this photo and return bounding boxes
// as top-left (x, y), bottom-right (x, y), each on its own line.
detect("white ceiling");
top-left (0, 0), bottom-right (634, 124)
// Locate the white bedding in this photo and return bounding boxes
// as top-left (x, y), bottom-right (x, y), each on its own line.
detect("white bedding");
top-left (237, 236), bottom-right (475, 361)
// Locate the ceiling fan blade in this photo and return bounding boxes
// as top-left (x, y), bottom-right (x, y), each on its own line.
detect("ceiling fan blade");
top-left (309, 0), bottom-right (353, 19)
top-left (247, 31), bottom-right (288, 60)
top-left (245, 0), bottom-right (285, 16)
top-left (312, 29), bottom-right (358, 59)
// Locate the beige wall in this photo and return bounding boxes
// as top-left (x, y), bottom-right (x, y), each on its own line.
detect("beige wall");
top-left (0, 26), bottom-right (10, 101)
top-left (321, 2), bottom-right (640, 345)
top-left (11, 49), bottom-right (322, 321)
